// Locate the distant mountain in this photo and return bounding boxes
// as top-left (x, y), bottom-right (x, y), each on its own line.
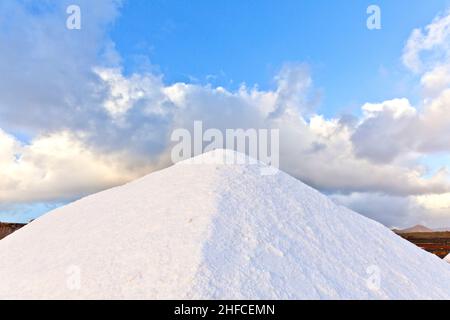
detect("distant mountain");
top-left (396, 225), bottom-right (434, 233)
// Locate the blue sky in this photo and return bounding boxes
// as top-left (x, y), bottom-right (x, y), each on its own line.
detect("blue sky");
top-left (2, 0), bottom-right (450, 227)
top-left (111, 0), bottom-right (449, 116)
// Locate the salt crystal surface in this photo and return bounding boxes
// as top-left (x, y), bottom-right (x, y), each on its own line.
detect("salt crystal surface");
top-left (1, 149), bottom-right (450, 299)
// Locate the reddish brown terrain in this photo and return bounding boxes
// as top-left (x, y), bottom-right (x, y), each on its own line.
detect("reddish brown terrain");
top-left (0, 222), bottom-right (26, 240)
top-left (395, 231), bottom-right (450, 258)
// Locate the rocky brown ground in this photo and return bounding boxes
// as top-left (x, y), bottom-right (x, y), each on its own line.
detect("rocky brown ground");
top-left (395, 231), bottom-right (450, 258)
top-left (0, 222), bottom-right (26, 240)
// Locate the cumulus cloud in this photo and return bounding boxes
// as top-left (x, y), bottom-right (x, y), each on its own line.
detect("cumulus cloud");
top-left (331, 193), bottom-right (426, 229)
top-left (269, 63), bottom-right (318, 118)
top-left (421, 64), bottom-right (450, 96)
top-left (0, 0), bottom-right (122, 134)
top-left (402, 9), bottom-right (450, 73)
top-left (350, 90), bottom-right (450, 162)
top-left (90, 66), bottom-right (450, 197)
top-left (351, 98), bottom-right (417, 163)
top-left (2, 64), bottom-right (448, 204)
top-left (333, 191), bottom-right (450, 229)
top-left (0, 129), bottom-right (152, 204)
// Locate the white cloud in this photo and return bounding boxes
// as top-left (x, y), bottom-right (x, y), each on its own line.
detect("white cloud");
top-left (331, 192), bottom-right (425, 229)
top-left (0, 0), bottom-right (122, 134)
top-left (0, 129), bottom-right (152, 204)
top-left (402, 10), bottom-right (450, 73)
top-left (94, 67), bottom-right (171, 121)
top-left (361, 98), bottom-right (416, 119)
top-left (2, 62), bottom-right (448, 206)
top-left (333, 191), bottom-right (450, 229)
top-left (80, 67), bottom-right (450, 197)
top-left (351, 88), bottom-right (450, 163)
top-left (421, 64), bottom-right (450, 96)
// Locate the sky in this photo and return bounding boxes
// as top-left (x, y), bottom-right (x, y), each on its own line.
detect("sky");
top-left (111, 0), bottom-right (449, 115)
top-left (1, 0), bottom-right (450, 228)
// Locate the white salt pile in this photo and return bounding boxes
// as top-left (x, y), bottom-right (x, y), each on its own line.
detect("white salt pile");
top-left (1, 149), bottom-right (450, 299)
top-left (445, 253), bottom-right (450, 264)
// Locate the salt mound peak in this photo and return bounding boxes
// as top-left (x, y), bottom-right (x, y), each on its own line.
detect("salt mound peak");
top-left (176, 148), bottom-right (268, 166)
top-left (1, 150), bottom-right (450, 299)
